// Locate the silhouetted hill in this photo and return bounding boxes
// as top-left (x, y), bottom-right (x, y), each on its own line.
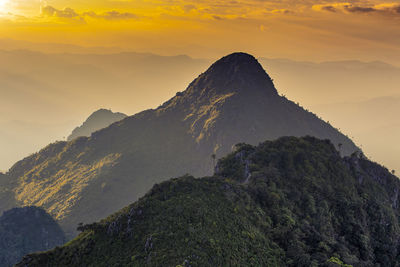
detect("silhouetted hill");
top-left (3, 53), bottom-right (358, 237)
top-left (67, 109), bottom-right (127, 141)
top-left (0, 206), bottom-right (65, 267)
top-left (17, 137), bottom-right (399, 267)
top-left (0, 173), bottom-right (15, 213)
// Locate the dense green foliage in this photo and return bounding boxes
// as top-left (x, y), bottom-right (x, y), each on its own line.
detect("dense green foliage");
top-left (18, 137), bottom-right (400, 267)
top-left (218, 137), bottom-right (400, 266)
top-left (0, 206), bottom-right (65, 267)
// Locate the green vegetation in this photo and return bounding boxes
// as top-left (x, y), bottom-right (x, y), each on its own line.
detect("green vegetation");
top-left (0, 206), bottom-right (65, 267)
top-left (17, 137), bottom-right (400, 267)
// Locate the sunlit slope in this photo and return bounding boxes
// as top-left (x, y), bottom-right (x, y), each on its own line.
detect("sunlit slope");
top-left (0, 51), bottom-right (209, 171)
top-left (4, 53), bottom-right (358, 237)
top-left (2, 50), bottom-right (399, 173)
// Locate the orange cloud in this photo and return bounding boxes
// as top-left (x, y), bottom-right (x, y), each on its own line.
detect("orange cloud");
top-left (83, 11), bottom-right (139, 20)
top-left (41, 6), bottom-right (79, 18)
top-left (40, 5), bottom-right (140, 22)
top-left (312, 2), bottom-right (400, 16)
top-left (1, 0), bottom-right (400, 66)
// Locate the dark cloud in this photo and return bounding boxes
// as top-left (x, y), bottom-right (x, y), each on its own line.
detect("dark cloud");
top-left (213, 15), bottom-right (223, 20)
top-left (41, 6), bottom-right (79, 18)
top-left (41, 6), bottom-right (139, 21)
top-left (315, 3), bottom-right (400, 16)
top-left (183, 4), bottom-right (196, 13)
top-left (382, 5), bottom-right (400, 14)
top-left (212, 15), bottom-right (223, 20)
top-left (345, 6), bottom-right (376, 13)
top-left (84, 11), bottom-right (139, 20)
top-left (276, 9), bottom-right (291, 14)
top-left (321, 6), bottom-right (337, 13)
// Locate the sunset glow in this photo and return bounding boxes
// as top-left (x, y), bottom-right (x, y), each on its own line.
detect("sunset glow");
top-left (0, 0), bottom-right (8, 10)
top-left (0, 0), bottom-right (399, 175)
top-left (0, 0), bottom-right (398, 63)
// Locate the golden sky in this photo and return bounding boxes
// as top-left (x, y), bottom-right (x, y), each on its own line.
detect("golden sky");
top-left (0, 0), bottom-right (399, 62)
top-left (0, 1), bottom-right (399, 174)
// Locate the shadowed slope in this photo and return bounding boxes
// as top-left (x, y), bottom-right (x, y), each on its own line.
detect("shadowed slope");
top-left (3, 53), bottom-right (358, 237)
top-left (17, 137), bottom-right (399, 267)
top-left (0, 206), bottom-right (65, 267)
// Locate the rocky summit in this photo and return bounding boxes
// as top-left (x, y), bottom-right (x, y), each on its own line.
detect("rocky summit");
top-left (2, 53), bottom-right (358, 237)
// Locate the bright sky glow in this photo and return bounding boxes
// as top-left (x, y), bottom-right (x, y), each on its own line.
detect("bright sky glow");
top-left (0, 1), bottom-right (399, 63)
top-left (0, 0), bottom-right (8, 10)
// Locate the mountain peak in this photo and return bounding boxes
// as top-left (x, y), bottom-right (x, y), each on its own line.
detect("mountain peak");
top-left (5, 51), bottom-right (359, 239)
top-left (67, 109), bottom-right (127, 141)
top-left (213, 52), bottom-right (258, 67)
top-left (185, 52), bottom-right (278, 97)
top-left (88, 109), bottom-right (126, 120)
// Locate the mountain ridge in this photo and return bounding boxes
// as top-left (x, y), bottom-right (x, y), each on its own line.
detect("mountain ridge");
top-left (67, 109), bottom-right (127, 141)
top-left (3, 52), bottom-right (359, 237)
top-left (16, 137), bottom-right (399, 267)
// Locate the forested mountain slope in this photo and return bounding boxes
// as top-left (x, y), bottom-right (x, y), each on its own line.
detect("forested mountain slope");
top-left (18, 137), bottom-right (399, 267)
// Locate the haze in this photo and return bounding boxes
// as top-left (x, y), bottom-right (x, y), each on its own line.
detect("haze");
top-left (0, 0), bottom-right (399, 174)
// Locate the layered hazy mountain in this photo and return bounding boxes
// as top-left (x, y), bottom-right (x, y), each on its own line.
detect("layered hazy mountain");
top-left (312, 96), bottom-right (400, 175)
top-left (260, 58), bottom-right (400, 174)
top-left (2, 53), bottom-right (358, 237)
top-left (17, 137), bottom-right (400, 267)
top-left (260, 58), bottom-right (400, 107)
top-left (1, 49), bottom-right (399, 173)
top-left (0, 50), bottom-right (209, 171)
top-left (0, 206), bottom-right (65, 267)
top-left (67, 109), bottom-right (127, 141)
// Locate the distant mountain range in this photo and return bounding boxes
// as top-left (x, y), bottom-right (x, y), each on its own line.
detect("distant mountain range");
top-left (259, 58), bottom-right (400, 107)
top-left (0, 206), bottom-right (65, 267)
top-left (1, 53), bottom-right (359, 238)
top-left (1, 49), bottom-right (399, 173)
top-left (311, 96), bottom-right (400, 175)
top-left (67, 109), bottom-right (127, 141)
top-left (0, 50), bottom-right (209, 171)
top-left (17, 137), bottom-right (400, 266)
